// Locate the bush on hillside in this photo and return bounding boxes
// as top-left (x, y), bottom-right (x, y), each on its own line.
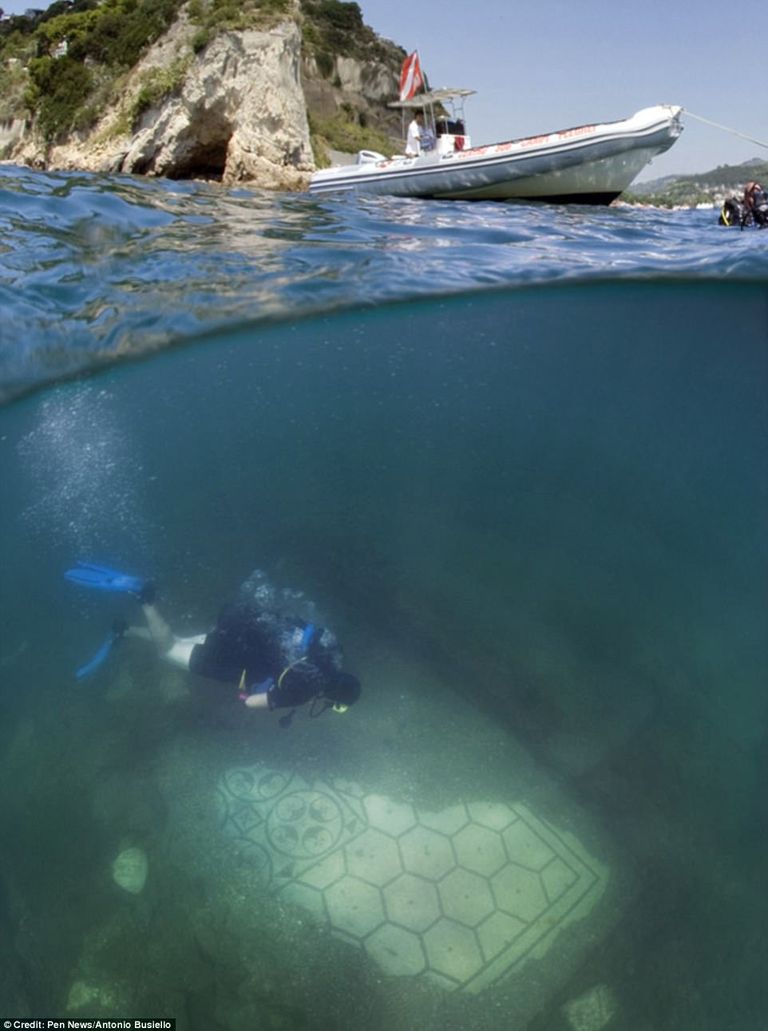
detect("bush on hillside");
top-left (129, 58), bottom-right (190, 129)
top-left (6, 0), bottom-right (184, 141)
top-left (300, 0), bottom-right (395, 61)
top-left (309, 109), bottom-right (396, 165)
top-left (25, 55), bottom-right (93, 141)
top-left (188, 0), bottom-right (292, 37)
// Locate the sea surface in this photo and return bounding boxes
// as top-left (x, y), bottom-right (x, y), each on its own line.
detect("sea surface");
top-left (0, 162), bottom-right (766, 1030)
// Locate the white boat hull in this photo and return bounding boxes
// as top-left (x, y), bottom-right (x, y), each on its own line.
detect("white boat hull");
top-left (309, 105), bottom-right (683, 203)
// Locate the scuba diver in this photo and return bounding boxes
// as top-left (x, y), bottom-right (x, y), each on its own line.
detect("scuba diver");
top-left (743, 180), bottom-right (768, 227)
top-left (64, 563), bottom-right (362, 722)
top-left (719, 180), bottom-right (768, 228)
top-left (718, 195), bottom-right (746, 226)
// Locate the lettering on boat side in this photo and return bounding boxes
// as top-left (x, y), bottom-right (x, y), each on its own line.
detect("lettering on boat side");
top-left (557, 125), bottom-right (596, 139)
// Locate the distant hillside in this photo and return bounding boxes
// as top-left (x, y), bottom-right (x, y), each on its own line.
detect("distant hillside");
top-left (626, 157), bottom-right (768, 207)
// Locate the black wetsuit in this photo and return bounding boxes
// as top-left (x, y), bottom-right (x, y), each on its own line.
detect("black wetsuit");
top-left (188, 602), bottom-right (343, 709)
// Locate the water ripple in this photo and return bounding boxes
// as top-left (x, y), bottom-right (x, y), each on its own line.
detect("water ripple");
top-left (1, 163), bottom-right (766, 402)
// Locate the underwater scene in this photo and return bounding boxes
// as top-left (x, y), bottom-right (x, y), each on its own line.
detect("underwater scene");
top-left (0, 166), bottom-right (767, 1031)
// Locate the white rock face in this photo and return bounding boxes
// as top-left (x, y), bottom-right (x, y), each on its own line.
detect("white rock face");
top-left (334, 56), bottom-right (394, 98)
top-left (11, 17), bottom-right (313, 190)
top-left (0, 116), bottom-right (26, 153)
top-left (111, 846), bottom-right (148, 895)
top-left (122, 22), bottom-right (313, 187)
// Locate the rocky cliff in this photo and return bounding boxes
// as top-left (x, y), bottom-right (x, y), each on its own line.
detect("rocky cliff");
top-left (4, 1), bottom-right (404, 189)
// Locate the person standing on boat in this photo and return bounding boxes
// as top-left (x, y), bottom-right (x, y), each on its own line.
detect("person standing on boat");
top-left (406, 111), bottom-right (424, 156)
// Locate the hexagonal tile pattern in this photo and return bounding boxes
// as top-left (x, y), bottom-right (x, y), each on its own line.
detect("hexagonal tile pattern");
top-left (423, 918), bottom-right (484, 983)
top-left (477, 910), bottom-right (527, 961)
top-left (399, 825), bottom-right (455, 880)
top-left (217, 765), bottom-right (607, 994)
top-left (503, 819), bottom-right (557, 871)
top-left (325, 877), bottom-right (385, 938)
top-left (384, 872), bottom-right (440, 932)
top-left (298, 849), bottom-right (345, 890)
top-left (439, 868), bottom-right (495, 927)
top-left (453, 824), bottom-right (507, 876)
top-left (365, 923), bottom-right (426, 977)
top-left (345, 828), bottom-right (401, 886)
top-left (418, 804), bottom-right (469, 835)
top-left (467, 801), bottom-right (517, 831)
top-left (364, 794), bottom-right (417, 836)
top-left (491, 863), bottom-right (549, 923)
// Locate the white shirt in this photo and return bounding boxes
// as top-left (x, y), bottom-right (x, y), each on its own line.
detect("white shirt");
top-left (406, 118), bottom-right (422, 157)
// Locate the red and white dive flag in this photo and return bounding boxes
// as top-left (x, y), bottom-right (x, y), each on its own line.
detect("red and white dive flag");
top-left (399, 51), bottom-right (424, 102)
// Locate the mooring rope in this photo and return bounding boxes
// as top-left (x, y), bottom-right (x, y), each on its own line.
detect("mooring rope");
top-left (683, 109), bottom-right (768, 151)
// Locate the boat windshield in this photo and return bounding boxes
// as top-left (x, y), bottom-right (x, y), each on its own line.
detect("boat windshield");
top-left (388, 88), bottom-right (475, 148)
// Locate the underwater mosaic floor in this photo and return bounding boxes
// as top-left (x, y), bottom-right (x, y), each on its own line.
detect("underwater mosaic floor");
top-left (217, 764), bottom-right (607, 993)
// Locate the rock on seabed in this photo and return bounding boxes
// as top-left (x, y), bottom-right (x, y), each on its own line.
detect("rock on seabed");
top-left (111, 846), bottom-right (148, 894)
top-left (562, 983), bottom-right (618, 1031)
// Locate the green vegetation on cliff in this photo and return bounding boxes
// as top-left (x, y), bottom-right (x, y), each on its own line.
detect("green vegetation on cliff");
top-left (1, 0), bottom-right (185, 137)
top-left (308, 110), bottom-right (395, 167)
top-left (300, 0), bottom-right (393, 63)
top-left (300, 2), bottom-right (404, 162)
top-left (0, 0), bottom-right (401, 162)
top-left (186, 0), bottom-right (292, 54)
top-left (1, 0), bottom-right (311, 140)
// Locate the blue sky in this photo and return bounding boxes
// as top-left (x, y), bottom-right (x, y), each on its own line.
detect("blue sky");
top-left (2, 0), bottom-right (764, 179)
top-left (359, 0), bottom-right (765, 180)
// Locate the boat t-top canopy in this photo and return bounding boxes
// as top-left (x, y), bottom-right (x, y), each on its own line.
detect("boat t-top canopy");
top-left (388, 88), bottom-right (476, 110)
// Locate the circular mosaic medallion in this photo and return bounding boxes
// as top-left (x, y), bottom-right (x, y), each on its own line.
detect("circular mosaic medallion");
top-left (224, 767), bottom-right (289, 803)
top-left (266, 790), bottom-right (343, 859)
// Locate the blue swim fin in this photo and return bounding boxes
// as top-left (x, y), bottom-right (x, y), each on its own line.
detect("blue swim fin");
top-left (75, 632), bottom-right (117, 680)
top-left (65, 561), bottom-right (147, 596)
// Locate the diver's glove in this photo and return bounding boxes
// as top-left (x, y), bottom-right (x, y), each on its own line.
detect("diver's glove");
top-left (239, 677), bottom-right (274, 702)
